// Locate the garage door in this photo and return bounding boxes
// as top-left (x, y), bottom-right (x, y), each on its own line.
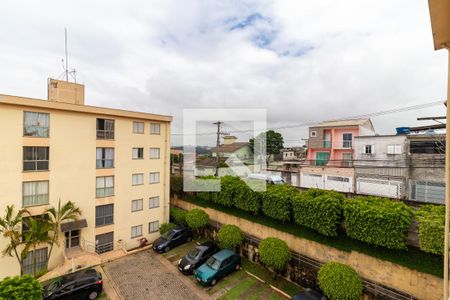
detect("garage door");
top-left (301, 173), bottom-right (324, 189)
top-left (326, 176), bottom-right (353, 193)
top-left (356, 178), bottom-right (402, 199)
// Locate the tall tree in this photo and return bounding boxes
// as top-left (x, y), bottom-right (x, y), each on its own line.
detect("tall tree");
top-left (249, 130), bottom-right (284, 167)
top-left (46, 200), bottom-right (82, 266)
top-left (0, 205), bottom-right (28, 274)
top-left (22, 218), bottom-right (53, 276)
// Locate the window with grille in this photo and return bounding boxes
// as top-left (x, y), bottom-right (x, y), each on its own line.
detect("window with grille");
top-left (149, 196), bottom-right (160, 209)
top-left (387, 144), bottom-right (402, 155)
top-left (149, 172), bottom-right (160, 184)
top-left (132, 174), bottom-right (144, 186)
top-left (343, 133), bottom-right (353, 148)
top-left (22, 247), bottom-right (48, 275)
top-left (133, 121), bottom-right (144, 134)
top-left (364, 145), bottom-right (373, 154)
top-left (131, 225), bottom-right (142, 238)
top-left (132, 199), bottom-right (143, 212)
top-left (149, 221), bottom-right (159, 233)
top-left (132, 148), bottom-right (144, 159)
top-left (96, 118), bottom-right (115, 140)
top-left (150, 123), bottom-right (160, 135)
top-left (22, 181), bottom-right (49, 207)
top-left (96, 204), bottom-right (114, 227)
top-left (149, 148), bottom-right (160, 159)
top-left (96, 176), bottom-right (114, 198)
top-left (96, 148), bottom-right (114, 168)
top-left (23, 147), bottom-right (49, 171)
top-left (24, 112), bottom-right (49, 137)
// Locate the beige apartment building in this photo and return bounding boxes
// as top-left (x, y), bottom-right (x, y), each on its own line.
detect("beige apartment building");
top-left (0, 79), bottom-right (172, 278)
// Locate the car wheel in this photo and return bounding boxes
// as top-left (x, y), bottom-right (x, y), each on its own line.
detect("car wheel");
top-left (88, 291), bottom-right (99, 300)
top-left (211, 279), bottom-right (217, 286)
top-left (187, 236), bottom-right (192, 242)
top-left (235, 264), bottom-right (241, 271)
top-left (164, 246), bottom-right (171, 252)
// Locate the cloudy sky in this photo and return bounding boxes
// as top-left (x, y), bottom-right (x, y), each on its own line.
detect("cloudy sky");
top-left (0, 0), bottom-right (448, 146)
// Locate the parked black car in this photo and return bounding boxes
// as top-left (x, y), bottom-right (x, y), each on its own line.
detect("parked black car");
top-left (42, 268), bottom-right (103, 300)
top-left (292, 288), bottom-right (327, 300)
top-left (153, 227), bottom-right (193, 253)
top-left (178, 240), bottom-right (220, 274)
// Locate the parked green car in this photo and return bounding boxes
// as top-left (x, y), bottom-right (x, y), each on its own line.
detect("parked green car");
top-left (194, 249), bottom-right (241, 286)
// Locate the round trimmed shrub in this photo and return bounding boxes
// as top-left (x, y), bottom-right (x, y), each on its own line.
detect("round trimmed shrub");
top-left (160, 223), bottom-right (177, 235)
top-left (318, 262), bottom-right (362, 300)
top-left (0, 275), bottom-right (43, 299)
top-left (185, 209), bottom-right (209, 231)
top-left (170, 207), bottom-right (187, 226)
top-left (217, 224), bottom-right (244, 250)
top-left (258, 237), bottom-right (291, 272)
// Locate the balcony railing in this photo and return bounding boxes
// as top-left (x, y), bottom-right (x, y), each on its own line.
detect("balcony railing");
top-left (323, 141), bottom-right (331, 148)
top-left (301, 159), bottom-right (353, 168)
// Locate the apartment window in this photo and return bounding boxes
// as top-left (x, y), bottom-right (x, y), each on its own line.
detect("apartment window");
top-left (24, 111), bottom-right (49, 137)
top-left (132, 173), bottom-right (144, 186)
top-left (96, 176), bottom-right (114, 198)
top-left (132, 148), bottom-right (144, 159)
top-left (96, 148), bottom-right (114, 168)
top-left (131, 225), bottom-right (143, 238)
top-left (133, 121), bottom-right (144, 134)
top-left (96, 118), bottom-right (115, 140)
top-left (364, 145), bottom-right (374, 154)
top-left (149, 172), bottom-right (160, 184)
top-left (410, 141), bottom-right (445, 154)
top-left (150, 123), bottom-right (160, 135)
top-left (149, 196), bottom-right (160, 209)
top-left (22, 247), bottom-right (48, 275)
top-left (149, 148), bottom-right (160, 159)
top-left (95, 204), bottom-right (114, 227)
top-left (22, 181), bottom-right (49, 207)
top-left (132, 199), bottom-right (143, 212)
top-left (387, 144), bottom-right (402, 155)
top-left (149, 221), bottom-right (159, 233)
top-left (23, 147), bottom-right (49, 171)
top-left (343, 133), bottom-right (352, 148)
top-left (310, 130), bottom-right (317, 138)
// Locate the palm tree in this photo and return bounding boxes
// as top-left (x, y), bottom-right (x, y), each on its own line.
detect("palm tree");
top-left (0, 205), bottom-right (28, 274)
top-left (46, 200), bottom-right (82, 264)
top-left (22, 218), bottom-right (53, 276)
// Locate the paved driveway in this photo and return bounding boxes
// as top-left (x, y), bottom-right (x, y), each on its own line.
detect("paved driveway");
top-left (102, 250), bottom-right (211, 300)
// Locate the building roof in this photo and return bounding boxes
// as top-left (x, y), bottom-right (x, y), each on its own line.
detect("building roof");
top-left (0, 94), bottom-right (172, 122)
top-left (211, 142), bottom-right (249, 153)
top-left (196, 157), bottom-right (217, 167)
top-left (312, 118), bottom-right (371, 128)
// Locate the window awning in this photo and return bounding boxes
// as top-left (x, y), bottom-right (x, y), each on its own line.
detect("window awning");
top-left (60, 219), bottom-right (88, 232)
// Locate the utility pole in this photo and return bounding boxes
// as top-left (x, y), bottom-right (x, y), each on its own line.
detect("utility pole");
top-left (213, 121), bottom-right (223, 176)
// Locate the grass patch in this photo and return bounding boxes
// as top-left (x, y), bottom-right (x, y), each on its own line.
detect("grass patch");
top-left (176, 194), bottom-right (443, 278)
top-left (218, 277), bottom-right (257, 300)
top-left (97, 292), bottom-right (108, 300)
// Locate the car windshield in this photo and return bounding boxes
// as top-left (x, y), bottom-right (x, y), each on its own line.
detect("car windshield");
top-left (43, 278), bottom-right (61, 296)
top-left (161, 230), bottom-right (176, 240)
top-left (188, 248), bottom-right (201, 259)
top-left (206, 256), bottom-right (221, 270)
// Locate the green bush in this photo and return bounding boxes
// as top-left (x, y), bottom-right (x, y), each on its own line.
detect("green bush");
top-left (416, 205), bottom-right (445, 255)
top-left (160, 223), bottom-right (177, 235)
top-left (343, 196), bottom-right (413, 250)
top-left (185, 208), bottom-right (209, 231)
top-left (217, 224), bottom-right (244, 250)
top-left (258, 237), bottom-right (291, 272)
top-left (170, 207), bottom-right (187, 226)
top-left (170, 175), bottom-right (184, 196)
top-left (261, 184), bottom-right (297, 222)
top-left (212, 176), bottom-right (242, 207)
top-left (292, 189), bottom-right (344, 237)
top-left (318, 262), bottom-right (362, 300)
top-left (234, 179), bottom-right (262, 215)
top-left (0, 275), bottom-right (43, 300)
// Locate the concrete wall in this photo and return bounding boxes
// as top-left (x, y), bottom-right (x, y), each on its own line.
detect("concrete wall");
top-left (173, 198), bottom-right (442, 300)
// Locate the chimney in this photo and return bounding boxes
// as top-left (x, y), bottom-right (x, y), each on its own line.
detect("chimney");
top-left (223, 136), bottom-right (237, 145)
top-left (47, 78), bottom-right (85, 105)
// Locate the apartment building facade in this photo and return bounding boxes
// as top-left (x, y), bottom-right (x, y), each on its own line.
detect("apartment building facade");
top-left (0, 79), bottom-right (172, 278)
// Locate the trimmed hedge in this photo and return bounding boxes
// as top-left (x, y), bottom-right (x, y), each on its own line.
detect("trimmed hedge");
top-left (261, 184), bottom-right (297, 222)
top-left (170, 207), bottom-right (187, 226)
top-left (217, 224), bottom-right (245, 250)
top-left (292, 189), bottom-right (344, 237)
top-left (343, 196), bottom-right (413, 250)
top-left (160, 223), bottom-right (177, 234)
top-left (185, 208), bottom-right (209, 231)
top-left (259, 237), bottom-right (291, 272)
top-left (0, 275), bottom-right (42, 300)
top-left (234, 179), bottom-right (262, 214)
top-left (416, 205), bottom-right (445, 255)
top-left (318, 262), bottom-right (362, 300)
top-left (212, 176), bottom-right (241, 207)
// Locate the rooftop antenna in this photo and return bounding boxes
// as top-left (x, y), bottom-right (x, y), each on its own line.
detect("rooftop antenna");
top-left (59, 28), bottom-right (77, 82)
top-left (65, 27), bottom-right (68, 81)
